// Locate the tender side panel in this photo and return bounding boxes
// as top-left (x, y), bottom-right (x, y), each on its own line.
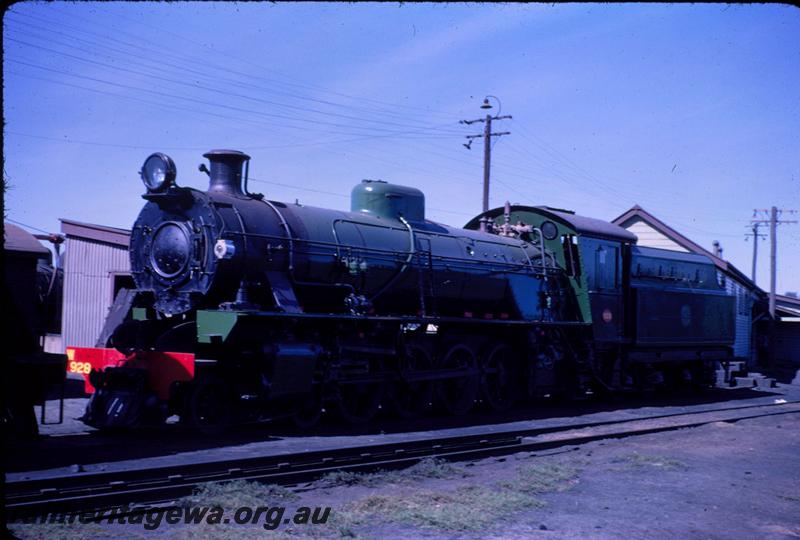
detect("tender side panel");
top-left (633, 288), bottom-right (735, 346)
top-left (629, 246), bottom-right (735, 347)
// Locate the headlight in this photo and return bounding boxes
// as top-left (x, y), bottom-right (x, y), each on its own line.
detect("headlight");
top-left (140, 153), bottom-right (177, 192)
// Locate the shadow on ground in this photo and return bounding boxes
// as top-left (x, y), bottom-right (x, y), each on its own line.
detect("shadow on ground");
top-left (4, 385), bottom-right (781, 474)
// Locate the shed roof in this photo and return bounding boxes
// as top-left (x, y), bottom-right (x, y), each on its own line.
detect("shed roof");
top-left (776, 294), bottom-right (800, 318)
top-left (612, 205), bottom-right (759, 292)
top-left (4, 222), bottom-right (51, 258)
top-left (60, 219), bottom-right (131, 248)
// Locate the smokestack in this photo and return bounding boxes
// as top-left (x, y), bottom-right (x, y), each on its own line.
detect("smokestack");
top-left (712, 240), bottom-right (723, 258)
top-left (203, 149), bottom-right (251, 196)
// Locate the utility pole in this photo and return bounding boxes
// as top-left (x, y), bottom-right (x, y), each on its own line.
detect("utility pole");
top-left (752, 207), bottom-right (798, 318)
top-left (744, 221), bottom-right (766, 282)
top-left (461, 96), bottom-right (512, 212)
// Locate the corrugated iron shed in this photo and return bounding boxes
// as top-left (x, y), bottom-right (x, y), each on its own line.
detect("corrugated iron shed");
top-left (59, 219), bottom-right (131, 351)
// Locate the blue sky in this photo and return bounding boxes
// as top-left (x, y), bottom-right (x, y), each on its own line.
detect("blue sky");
top-left (4, 2), bottom-right (799, 293)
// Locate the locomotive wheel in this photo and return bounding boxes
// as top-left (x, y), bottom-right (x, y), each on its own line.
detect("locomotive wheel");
top-left (334, 374), bottom-right (384, 425)
top-left (389, 344), bottom-right (434, 419)
top-left (436, 344), bottom-right (479, 416)
top-left (292, 388), bottom-right (324, 430)
top-left (481, 344), bottom-right (517, 412)
top-left (186, 377), bottom-right (232, 435)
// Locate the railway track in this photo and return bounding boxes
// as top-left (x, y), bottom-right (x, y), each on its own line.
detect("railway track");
top-left (6, 398), bottom-right (800, 519)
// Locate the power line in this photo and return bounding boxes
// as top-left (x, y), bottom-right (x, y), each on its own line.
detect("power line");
top-left (6, 127), bottom-right (480, 199)
top-left (5, 9), bottom-right (764, 240)
top-left (6, 68), bottom-right (318, 136)
top-left (5, 218), bottom-right (53, 235)
top-left (6, 8), bottom-right (636, 216)
top-left (4, 21), bottom-right (464, 140)
top-left (6, 68), bottom-right (304, 134)
top-left (62, 5), bottom-right (459, 121)
top-left (7, 65), bottom-right (462, 151)
top-left (501, 125), bottom-right (749, 235)
top-left (3, 30), bottom-right (460, 134)
top-left (512, 123), bottom-right (652, 203)
top-left (392, 126), bottom-right (747, 240)
top-left (6, 131), bottom-right (212, 151)
top-left (7, 9), bottom-right (460, 127)
top-left (5, 46), bottom-right (461, 139)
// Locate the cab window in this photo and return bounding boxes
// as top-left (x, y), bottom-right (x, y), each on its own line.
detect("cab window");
top-left (561, 234), bottom-right (581, 277)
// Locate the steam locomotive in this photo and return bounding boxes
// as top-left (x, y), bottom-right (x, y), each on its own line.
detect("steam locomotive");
top-left (68, 150), bottom-right (735, 431)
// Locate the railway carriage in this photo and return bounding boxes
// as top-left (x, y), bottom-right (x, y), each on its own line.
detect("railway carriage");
top-left (68, 150), bottom-right (735, 432)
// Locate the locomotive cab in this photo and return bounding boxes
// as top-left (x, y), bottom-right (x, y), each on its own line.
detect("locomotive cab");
top-left (466, 204), bottom-right (736, 391)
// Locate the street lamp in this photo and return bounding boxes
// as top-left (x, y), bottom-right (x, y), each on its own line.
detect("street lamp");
top-left (481, 95), bottom-right (502, 115)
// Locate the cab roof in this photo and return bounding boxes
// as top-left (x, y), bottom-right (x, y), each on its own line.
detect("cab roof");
top-left (536, 206), bottom-right (638, 243)
top-left (465, 205), bottom-right (637, 243)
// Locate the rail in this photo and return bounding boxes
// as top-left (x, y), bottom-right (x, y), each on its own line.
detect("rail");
top-left (6, 398), bottom-right (799, 518)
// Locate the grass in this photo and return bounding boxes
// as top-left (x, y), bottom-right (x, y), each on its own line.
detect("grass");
top-left (500, 463), bottom-right (579, 495)
top-left (332, 460), bottom-right (580, 535)
top-left (167, 523), bottom-right (292, 540)
top-left (612, 453), bottom-right (687, 470)
top-left (12, 459), bottom-right (581, 539)
top-left (8, 486), bottom-right (300, 540)
top-left (320, 457), bottom-right (468, 488)
top-left (341, 484), bottom-right (540, 533)
top-left (7, 522), bottom-right (122, 540)
top-left (180, 479), bottom-right (299, 509)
